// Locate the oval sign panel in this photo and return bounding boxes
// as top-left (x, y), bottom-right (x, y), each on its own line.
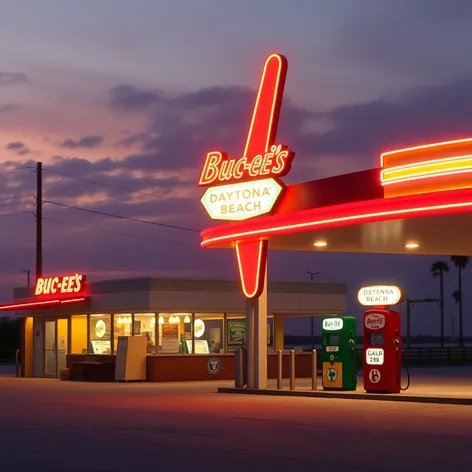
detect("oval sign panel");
top-left (357, 285), bottom-right (402, 306)
top-left (365, 313), bottom-right (386, 330)
top-left (322, 317), bottom-right (343, 331)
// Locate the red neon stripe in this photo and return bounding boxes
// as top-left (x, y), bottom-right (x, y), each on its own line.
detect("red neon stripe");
top-left (201, 187), bottom-right (472, 248)
top-left (0, 296), bottom-right (86, 311)
top-left (0, 299), bottom-right (61, 311)
top-left (61, 297), bottom-right (85, 304)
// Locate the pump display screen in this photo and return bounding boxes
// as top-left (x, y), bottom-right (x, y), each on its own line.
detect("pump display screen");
top-left (328, 334), bottom-right (340, 345)
top-left (370, 333), bottom-right (384, 346)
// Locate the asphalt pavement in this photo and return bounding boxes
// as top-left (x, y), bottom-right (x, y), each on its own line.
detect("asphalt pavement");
top-left (1, 366), bottom-right (471, 471)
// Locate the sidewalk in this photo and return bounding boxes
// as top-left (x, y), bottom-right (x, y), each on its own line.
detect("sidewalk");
top-left (219, 366), bottom-right (472, 405)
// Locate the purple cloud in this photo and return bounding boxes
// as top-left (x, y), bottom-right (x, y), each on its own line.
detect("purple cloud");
top-left (59, 135), bottom-right (104, 149)
top-left (5, 141), bottom-right (31, 156)
top-left (109, 85), bottom-right (163, 112)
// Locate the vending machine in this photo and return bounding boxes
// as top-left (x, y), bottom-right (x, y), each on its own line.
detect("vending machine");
top-left (321, 316), bottom-right (357, 391)
top-left (363, 309), bottom-right (402, 393)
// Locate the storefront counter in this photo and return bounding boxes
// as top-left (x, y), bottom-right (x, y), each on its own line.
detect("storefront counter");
top-left (65, 352), bottom-right (316, 382)
top-left (147, 354), bottom-right (235, 381)
top-left (148, 352), bottom-right (316, 382)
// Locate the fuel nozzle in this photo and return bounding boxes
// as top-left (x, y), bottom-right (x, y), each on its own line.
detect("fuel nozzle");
top-left (349, 331), bottom-right (355, 348)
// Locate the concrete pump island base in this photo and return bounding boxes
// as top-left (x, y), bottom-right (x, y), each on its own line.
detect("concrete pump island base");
top-left (199, 52), bottom-right (472, 403)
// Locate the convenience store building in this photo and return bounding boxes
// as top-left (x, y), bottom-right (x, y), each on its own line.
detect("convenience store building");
top-left (6, 275), bottom-right (346, 381)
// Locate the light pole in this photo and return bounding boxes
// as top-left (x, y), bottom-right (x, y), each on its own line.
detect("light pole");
top-left (306, 271), bottom-right (321, 349)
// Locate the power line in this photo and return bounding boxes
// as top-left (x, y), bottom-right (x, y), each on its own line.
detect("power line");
top-left (43, 200), bottom-right (200, 233)
top-left (43, 216), bottom-right (189, 246)
top-left (42, 167), bottom-right (191, 204)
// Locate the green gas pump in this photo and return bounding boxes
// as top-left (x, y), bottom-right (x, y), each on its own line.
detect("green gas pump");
top-left (321, 316), bottom-right (357, 391)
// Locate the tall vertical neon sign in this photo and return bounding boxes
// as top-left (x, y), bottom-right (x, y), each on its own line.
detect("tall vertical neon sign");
top-left (199, 53), bottom-right (293, 298)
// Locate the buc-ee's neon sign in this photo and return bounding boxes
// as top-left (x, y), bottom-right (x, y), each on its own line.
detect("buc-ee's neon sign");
top-left (199, 144), bottom-right (294, 186)
top-left (35, 274), bottom-right (86, 297)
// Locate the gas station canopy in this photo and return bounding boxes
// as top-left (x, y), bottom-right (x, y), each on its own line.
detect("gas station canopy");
top-left (201, 163), bottom-right (472, 256)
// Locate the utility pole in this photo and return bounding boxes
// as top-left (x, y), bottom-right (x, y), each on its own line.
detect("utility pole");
top-left (306, 270), bottom-right (321, 350)
top-left (36, 162), bottom-right (43, 280)
top-left (23, 269), bottom-right (31, 287)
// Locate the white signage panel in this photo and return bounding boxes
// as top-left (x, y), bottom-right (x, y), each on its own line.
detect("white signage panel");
top-left (366, 348), bottom-right (384, 365)
top-left (322, 318), bottom-right (343, 331)
top-left (201, 178), bottom-right (283, 221)
top-left (357, 285), bottom-right (402, 306)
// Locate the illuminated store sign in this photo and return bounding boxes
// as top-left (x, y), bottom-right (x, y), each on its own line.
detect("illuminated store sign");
top-left (0, 272), bottom-right (88, 311)
top-left (199, 144), bottom-right (294, 186)
top-left (201, 178), bottom-right (284, 221)
top-left (357, 285), bottom-right (402, 306)
top-left (35, 273), bottom-right (86, 297)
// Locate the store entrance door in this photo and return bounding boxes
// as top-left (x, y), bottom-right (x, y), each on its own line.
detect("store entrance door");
top-left (44, 318), bottom-right (68, 378)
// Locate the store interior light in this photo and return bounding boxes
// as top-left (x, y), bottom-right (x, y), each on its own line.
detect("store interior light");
top-left (169, 315), bottom-right (175, 323)
top-left (405, 242), bottom-right (420, 249)
top-left (184, 315), bottom-right (191, 323)
top-left (173, 315), bottom-right (180, 323)
top-left (313, 241), bottom-right (328, 247)
top-left (117, 317), bottom-right (123, 325)
top-left (158, 316), bottom-right (164, 324)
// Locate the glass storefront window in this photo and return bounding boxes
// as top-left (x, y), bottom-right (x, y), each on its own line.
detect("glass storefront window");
top-left (158, 313), bottom-right (183, 354)
top-left (134, 313), bottom-right (156, 354)
top-left (89, 314), bottom-right (111, 354)
top-left (113, 313), bottom-right (132, 352)
top-left (193, 314), bottom-right (223, 354)
top-left (71, 315), bottom-right (88, 354)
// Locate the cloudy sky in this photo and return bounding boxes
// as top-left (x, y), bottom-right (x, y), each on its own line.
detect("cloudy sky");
top-left (1, 0), bottom-right (472, 336)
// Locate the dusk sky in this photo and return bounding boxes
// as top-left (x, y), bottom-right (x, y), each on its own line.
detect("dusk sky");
top-left (2, 0), bottom-right (472, 336)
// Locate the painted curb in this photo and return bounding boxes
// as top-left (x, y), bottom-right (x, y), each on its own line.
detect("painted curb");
top-left (217, 387), bottom-right (472, 406)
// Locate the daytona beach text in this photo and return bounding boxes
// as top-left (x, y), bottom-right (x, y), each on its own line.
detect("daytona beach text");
top-left (361, 287), bottom-right (397, 304)
top-left (209, 186), bottom-right (272, 216)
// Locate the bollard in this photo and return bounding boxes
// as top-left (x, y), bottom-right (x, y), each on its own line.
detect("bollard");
top-left (15, 349), bottom-right (20, 378)
top-left (234, 346), bottom-right (244, 388)
top-left (289, 349), bottom-right (295, 390)
top-left (311, 349), bottom-right (317, 390)
top-left (276, 349), bottom-right (283, 389)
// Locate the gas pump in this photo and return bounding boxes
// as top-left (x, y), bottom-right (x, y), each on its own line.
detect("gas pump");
top-left (357, 285), bottom-right (410, 394)
top-left (321, 316), bottom-right (357, 391)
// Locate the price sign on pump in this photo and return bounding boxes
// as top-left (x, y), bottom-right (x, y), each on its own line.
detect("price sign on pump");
top-left (366, 348), bottom-right (384, 365)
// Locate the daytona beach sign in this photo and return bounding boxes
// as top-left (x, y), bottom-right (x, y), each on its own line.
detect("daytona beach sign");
top-left (357, 285), bottom-right (402, 307)
top-left (199, 145), bottom-right (294, 221)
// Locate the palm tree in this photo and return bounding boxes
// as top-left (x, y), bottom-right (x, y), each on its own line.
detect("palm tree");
top-left (431, 260), bottom-right (450, 347)
top-left (452, 290), bottom-right (461, 342)
top-left (450, 256), bottom-right (470, 347)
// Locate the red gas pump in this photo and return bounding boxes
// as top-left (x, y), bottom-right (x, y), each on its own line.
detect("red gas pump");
top-left (363, 308), bottom-right (402, 393)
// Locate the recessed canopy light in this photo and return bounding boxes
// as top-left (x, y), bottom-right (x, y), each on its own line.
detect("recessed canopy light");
top-left (313, 241), bottom-right (328, 247)
top-left (405, 242), bottom-right (419, 249)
